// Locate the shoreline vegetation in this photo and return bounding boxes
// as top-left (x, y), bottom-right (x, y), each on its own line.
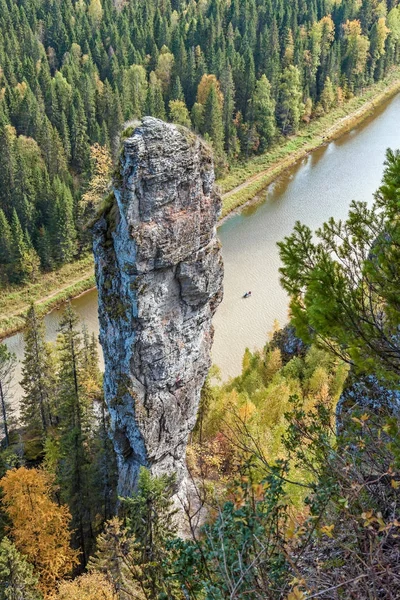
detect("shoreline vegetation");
top-left (1, 68), bottom-right (400, 341)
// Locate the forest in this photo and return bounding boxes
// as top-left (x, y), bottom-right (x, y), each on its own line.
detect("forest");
top-left (1, 0), bottom-right (400, 283)
top-left (0, 144), bottom-right (399, 598)
top-left (0, 0), bottom-right (400, 597)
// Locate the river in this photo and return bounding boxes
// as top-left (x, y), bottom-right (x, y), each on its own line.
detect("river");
top-left (5, 93), bottom-right (400, 399)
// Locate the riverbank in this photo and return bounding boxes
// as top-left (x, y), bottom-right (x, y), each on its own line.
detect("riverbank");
top-left (220, 67), bottom-right (400, 217)
top-left (1, 68), bottom-right (399, 340)
top-left (0, 256), bottom-right (95, 339)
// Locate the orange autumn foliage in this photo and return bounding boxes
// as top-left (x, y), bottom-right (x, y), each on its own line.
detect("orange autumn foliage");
top-left (0, 467), bottom-right (79, 597)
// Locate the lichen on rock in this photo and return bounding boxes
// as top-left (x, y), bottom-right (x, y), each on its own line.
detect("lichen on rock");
top-left (92, 117), bottom-right (223, 497)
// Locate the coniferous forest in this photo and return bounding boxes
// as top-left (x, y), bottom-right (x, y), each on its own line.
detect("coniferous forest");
top-left (1, 0), bottom-right (400, 282)
top-left (0, 0), bottom-right (400, 598)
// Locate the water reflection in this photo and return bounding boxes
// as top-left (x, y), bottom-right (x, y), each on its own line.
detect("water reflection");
top-left (4, 92), bottom-right (400, 400)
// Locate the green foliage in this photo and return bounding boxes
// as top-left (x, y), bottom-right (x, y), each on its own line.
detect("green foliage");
top-left (203, 84), bottom-right (226, 173)
top-left (120, 468), bottom-right (180, 599)
top-left (17, 304), bottom-right (116, 566)
top-left (56, 304), bottom-right (103, 564)
top-left (172, 464), bottom-right (291, 599)
top-left (1, 0), bottom-right (398, 285)
top-left (0, 537), bottom-right (41, 600)
top-left (168, 101), bottom-right (191, 128)
top-left (278, 148), bottom-right (400, 383)
top-left (20, 304), bottom-right (56, 437)
top-left (253, 75), bottom-right (276, 152)
top-left (276, 66), bottom-right (304, 135)
top-left (193, 343), bottom-right (347, 489)
top-left (0, 344), bottom-right (16, 449)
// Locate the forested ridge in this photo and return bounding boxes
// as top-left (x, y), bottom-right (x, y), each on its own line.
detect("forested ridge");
top-left (1, 0), bottom-right (400, 284)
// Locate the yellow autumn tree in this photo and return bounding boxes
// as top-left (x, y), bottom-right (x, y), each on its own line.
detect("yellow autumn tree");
top-left (155, 45), bottom-right (175, 92)
top-left (88, 0), bottom-right (103, 25)
top-left (50, 573), bottom-right (116, 600)
top-left (343, 19), bottom-right (370, 76)
top-left (196, 74), bottom-right (224, 108)
top-left (81, 143), bottom-right (112, 209)
top-left (0, 467), bottom-right (79, 597)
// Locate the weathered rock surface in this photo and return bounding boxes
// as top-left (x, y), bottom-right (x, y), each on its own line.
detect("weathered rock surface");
top-left (270, 325), bottom-right (307, 365)
top-left (93, 118), bottom-right (223, 497)
top-left (336, 374), bottom-right (400, 430)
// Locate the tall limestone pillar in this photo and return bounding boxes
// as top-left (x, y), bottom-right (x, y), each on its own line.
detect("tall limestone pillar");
top-left (93, 118), bottom-right (223, 496)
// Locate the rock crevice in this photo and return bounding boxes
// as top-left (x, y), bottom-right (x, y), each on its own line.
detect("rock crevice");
top-left (93, 118), bottom-right (223, 496)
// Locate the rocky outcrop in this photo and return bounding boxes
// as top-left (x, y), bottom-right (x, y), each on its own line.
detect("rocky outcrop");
top-left (93, 118), bottom-right (223, 497)
top-left (336, 375), bottom-right (400, 431)
top-left (270, 325), bottom-right (307, 365)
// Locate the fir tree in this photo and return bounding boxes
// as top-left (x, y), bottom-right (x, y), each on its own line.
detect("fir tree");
top-left (9, 210), bottom-right (29, 284)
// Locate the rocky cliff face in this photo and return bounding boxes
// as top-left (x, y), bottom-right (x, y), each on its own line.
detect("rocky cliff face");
top-left (93, 118), bottom-right (223, 497)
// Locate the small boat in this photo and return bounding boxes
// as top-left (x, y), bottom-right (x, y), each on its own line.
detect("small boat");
top-left (243, 291), bottom-right (252, 299)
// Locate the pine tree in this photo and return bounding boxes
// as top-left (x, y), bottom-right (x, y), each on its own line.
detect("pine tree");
top-left (278, 148), bottom-right (400, 383)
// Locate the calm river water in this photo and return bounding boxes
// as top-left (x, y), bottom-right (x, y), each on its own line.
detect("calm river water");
top-left (5, 93), bottom-right (400, 399)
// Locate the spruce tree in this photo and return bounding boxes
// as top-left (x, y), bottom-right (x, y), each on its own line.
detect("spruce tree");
top-left (220, 63), bottom-right (239, 157)
top-left (50, 178), bottom-right (77, 265)
top-left (0, 209), bottom-right (12, 281)
top-left (10, 210), bottom-right (28, 284)
top-left (0, 343), bottom-right (16, 448)
top-left (204, 84), bottom-right (226, 172)
top-left (20, 304), bottom-right (55, 437)
top-left (70, 92), bottom-right (90, 172)
top-left (56, 303), bottom-right (95, 565)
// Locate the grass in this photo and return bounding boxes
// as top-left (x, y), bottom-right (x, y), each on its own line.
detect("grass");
top-left (0, 255), bottom-right (95, 338)
top-left (219, 67), bottom-right (400, 217)
top-left (1, 67), bottom-right (400, 338)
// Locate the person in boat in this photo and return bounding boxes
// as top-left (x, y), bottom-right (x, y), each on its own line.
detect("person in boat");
top-left (243, 291), bottom-right (252, 298)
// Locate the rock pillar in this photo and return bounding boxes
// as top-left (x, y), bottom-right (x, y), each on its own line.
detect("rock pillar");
top-left (93, 118), bottom-right (223, 496)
